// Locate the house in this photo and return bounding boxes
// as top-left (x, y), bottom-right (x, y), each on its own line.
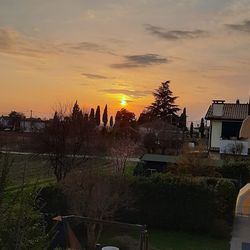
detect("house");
top-left (205, 100), bottom-right (249, 155)
top-left (0, 116), bottom-right (11, 129)
top-left (20, 118), bottom-right (46, 133)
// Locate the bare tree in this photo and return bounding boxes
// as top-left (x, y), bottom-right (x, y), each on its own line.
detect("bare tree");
top-left (44, 103), bottom-right (93, 182)
top-left (62, 168), bottom-right (131, 250)
top-left (109, 137), bottom-right (136, 175)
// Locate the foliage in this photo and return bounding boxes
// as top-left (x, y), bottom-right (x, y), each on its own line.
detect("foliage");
top-left (122, 175), bottom-right (237, 238)
top-left (146, 80), bottom-right (180, 121)
top-left (0, 188), bottom-right (48, 250)
top-left (0, 154), bottom-right (48, 250)
top-left (177, 147), bottom-right (219, 177)
top-left (216, 161), bottom-right (250, 187)
top-left (8, 111), bottom-right (25, 131)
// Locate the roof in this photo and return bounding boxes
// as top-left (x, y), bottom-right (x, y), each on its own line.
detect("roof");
top-left (140, 153), bottom-right (223, 167)
top-left (205, 103), bottom-right (248, 120)
top-left (141, 154), bottom-right (177, 163)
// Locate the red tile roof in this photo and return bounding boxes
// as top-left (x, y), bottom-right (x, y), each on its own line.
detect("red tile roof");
top-left (205, 103), bottom-right (249, 120)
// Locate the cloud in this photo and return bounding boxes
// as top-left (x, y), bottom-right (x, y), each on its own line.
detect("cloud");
top-left (111, 53), bottom-right (168, 68)
top-left (0, 27), bottom-right (62, 58)
top-left (82, 73), bottom-right (109, 79)
top-left (100, 88), bottom-right (152, 98)
top-left (226, 20), bottom-right (250, 32)
top-left (145, 24), bottom-right (207, 40)
top-left (69, 42), bottom-right (116, 55)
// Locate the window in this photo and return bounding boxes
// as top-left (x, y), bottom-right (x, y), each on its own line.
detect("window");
top-left (221, 121), bottom-right (242, 139)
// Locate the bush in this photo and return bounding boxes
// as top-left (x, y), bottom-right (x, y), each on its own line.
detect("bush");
top-left (217, 161), bottom-right (250, 187)
top-left (121, 175), bottom-right (237, 238)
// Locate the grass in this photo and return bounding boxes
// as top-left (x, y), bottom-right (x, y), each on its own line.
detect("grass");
top-left (1, 153), bottom-right (137, 186)
top-left (148, 230), bottom-right (229, 250)
top-left (99, 227), bottom-right (229, 250)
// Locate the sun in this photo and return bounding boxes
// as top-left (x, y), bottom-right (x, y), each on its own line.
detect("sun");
top-left (120, 96), bottom-right (127, 107)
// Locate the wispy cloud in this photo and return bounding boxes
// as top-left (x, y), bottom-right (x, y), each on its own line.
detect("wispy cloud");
top-left (100, 88), bottom-right (152, 98)
top-left (145, 24), bottom-right (207, 40)
top-left (226, 20), bottom-right (250, 32)
top-left (111, 53), bottom-right (168, 68)
top-left (68, 41), bottom-right (116, 55)
top-left (0, 27), bottom-right (62, 57)
top-left (82, 73), bottom-right (109, 79)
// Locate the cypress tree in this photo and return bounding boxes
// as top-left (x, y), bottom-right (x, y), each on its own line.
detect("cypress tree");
top-left (190, 122), bottom-right (194, 138)
top-left (110, 116), bottom-right (114, 128)
top-left (102, 104), bottom-right (108, 127)
top-left (95, 106), bottom-right (101, 126)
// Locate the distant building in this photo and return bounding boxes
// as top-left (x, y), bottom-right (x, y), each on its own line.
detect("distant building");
top-left (205, 100), bottom-right (249, 155)
top-left (20, 118), bottom-right (46, 133)
top-left (0, 116), bottom-right (10, 129)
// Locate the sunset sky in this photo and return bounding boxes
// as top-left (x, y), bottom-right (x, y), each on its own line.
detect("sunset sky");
top-left (0, 0), bottom-right (250, 123)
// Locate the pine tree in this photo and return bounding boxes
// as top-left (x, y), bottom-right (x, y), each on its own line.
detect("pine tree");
top-left (110, 116), bottom-right (114, 128)
top-left (102, 104), bottom-right (108, 127)
top-left (95, 106), bottom-right (101, 126)
top-left (147, 80), bottom-right (180, 121)
top-left (72, 101), bottom-right (80, 121)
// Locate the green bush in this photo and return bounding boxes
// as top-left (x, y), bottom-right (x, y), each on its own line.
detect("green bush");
top-left (216, 162), bottom-right (250, 187)
top-left (121, 175), bottom-right (237, 238)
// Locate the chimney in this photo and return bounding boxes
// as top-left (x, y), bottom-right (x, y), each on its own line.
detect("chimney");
top-left (212, 100), bottom-right (225, 117)
top-left (236, 99), bottom-right (240, 104)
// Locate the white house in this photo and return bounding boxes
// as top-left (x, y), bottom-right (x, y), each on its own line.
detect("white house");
top-left (20, 118), bottom-right (46, 133)
top-left (205, 100), bottom-right (249, 155)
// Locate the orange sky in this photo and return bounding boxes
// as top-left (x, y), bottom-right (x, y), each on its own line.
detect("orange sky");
top-left (0, 0), bottom-right (250, 124)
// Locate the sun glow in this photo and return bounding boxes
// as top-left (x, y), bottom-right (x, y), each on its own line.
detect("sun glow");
top-left (120, 96), bottom-right (127, 107)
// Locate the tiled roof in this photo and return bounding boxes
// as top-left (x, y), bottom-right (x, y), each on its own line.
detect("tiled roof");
top-left (205, 103), bottom-right (249, 120)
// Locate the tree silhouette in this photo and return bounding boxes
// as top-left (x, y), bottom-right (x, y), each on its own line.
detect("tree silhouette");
top-left (179, 107), bottom-right (187, 130)
top-left (102, 104), bottom-right (108, 127)
top-left (147, 80), bottom-right (180, 122)
top-left (190, 122), bottom-right (194, 138)
top-left (199, 118), bottom-right (205, 138)
top-left (89, 108), bottom-right (95, 124)
top-left (95, 106), bottom-right (101, 126)
top-left (109, 116), bottom-right (114, 128)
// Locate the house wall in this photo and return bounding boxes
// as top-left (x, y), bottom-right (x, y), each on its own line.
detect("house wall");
top-left (210, 120), bottom-right (222, 148)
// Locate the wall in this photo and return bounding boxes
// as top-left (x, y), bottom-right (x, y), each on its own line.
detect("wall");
top-left (211, 120), bottom-right (222, 149)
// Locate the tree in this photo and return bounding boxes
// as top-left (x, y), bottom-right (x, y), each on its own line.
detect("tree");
top-left (115, 109), bottom-right (136, 128)
top-left (8, 111), bottom-right (25, 131)
top-left (95, 106), bottom-right (101, 126)
top-left (179, 108), bottom-right (187, 130)
top-left (109, 116), bottom-right (114, 128)
top-left (146, 81), bottom-right (180, 122)
top-left (44, 105), bottom-right (89, 182)
top-left (89, 108), bottom-right (95, 124)
top-left (109, 137), bottom-right (136, 175)
top-left (190, 122), bottom-right (194, 138)
top-left (62, 168), bottom-right (130, 250)
top-left (199, 118), bottom-right (205, 138)
top-left (102, 104), bottom-right (108, 127)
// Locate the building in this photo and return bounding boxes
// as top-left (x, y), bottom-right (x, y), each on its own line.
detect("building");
top-left (205, 100), bottom-right (249, 155)
top-left (20, 118), bottom-right (46, 133)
